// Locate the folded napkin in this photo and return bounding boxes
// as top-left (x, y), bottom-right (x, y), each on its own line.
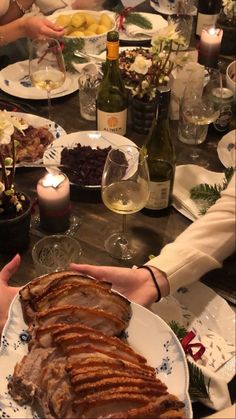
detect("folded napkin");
top-left (151, 281), bottom-right (236, 411)
top-left (173, 165), bottom-right (225, 221)
top-left (125, 13), bottom-right (167, 37)
top-left (72, 62), bottom-right (101, 76)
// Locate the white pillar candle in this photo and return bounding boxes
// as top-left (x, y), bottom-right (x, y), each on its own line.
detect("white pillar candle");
top-left (198, 27), bottom-right (223, 69)
top-left (37, 172), bottom-right (70, 233)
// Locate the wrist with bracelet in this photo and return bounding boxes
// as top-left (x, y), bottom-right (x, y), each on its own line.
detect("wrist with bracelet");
top-left (137, 266), bottom-right (162, 303)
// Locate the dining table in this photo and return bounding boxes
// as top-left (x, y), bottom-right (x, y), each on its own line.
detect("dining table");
top-left (0, 1), bottom-right (235, 418)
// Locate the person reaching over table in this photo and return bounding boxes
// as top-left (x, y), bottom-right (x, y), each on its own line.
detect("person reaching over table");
top-left (0, 173), bottom-right (235, 336)
top-left (0, 254), bottom-right (21, 336)
top-left (71, 173), bottom-right (236, 307)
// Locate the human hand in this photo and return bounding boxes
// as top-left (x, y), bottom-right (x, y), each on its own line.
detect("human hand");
top-left (70, 263), bottom-right (161, 307)
top-left (23, 16), bottom-right (64, 39)
top-left (72, 0), bottom-right (104, 10)
top-left (0, 255), bottom-right (21, 337)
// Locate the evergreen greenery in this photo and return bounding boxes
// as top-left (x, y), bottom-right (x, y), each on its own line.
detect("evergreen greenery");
top-left (190, 167), bottom-right (234, 215)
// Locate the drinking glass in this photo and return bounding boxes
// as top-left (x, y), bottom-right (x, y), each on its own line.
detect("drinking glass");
top-left (179, 68), bottom-right (222, 160)
top-left (29, 38), bottom-right (66, 120)
top-left (101, 145), bottom-right (150, 260)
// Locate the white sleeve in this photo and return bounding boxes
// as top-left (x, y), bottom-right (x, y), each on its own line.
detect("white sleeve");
top-left (145, 173), bottom-right (236, 295)
top-left (34, 0), bottom-right (69, 14)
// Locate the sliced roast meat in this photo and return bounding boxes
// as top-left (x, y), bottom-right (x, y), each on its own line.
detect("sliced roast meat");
top-left (34, 283), bottom-right (130, 321)
top-left (36, 305), bottom-right (126, 336)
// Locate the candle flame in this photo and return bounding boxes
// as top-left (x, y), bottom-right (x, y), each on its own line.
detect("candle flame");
top-left (208, 27), bottom-right (216, 36)
top-left (42, 173), bottom-right (65, 188)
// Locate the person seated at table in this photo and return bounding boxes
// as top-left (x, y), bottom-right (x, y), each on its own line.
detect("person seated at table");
top-left (0, 172), bottom-right (234, 336)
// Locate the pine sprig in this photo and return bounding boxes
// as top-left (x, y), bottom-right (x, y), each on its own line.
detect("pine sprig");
top-left (187, 360), bottom-right (210, 400)
top-left (125, 13), bottom-right (153, 30)
top-left (169, 321), bottom-right (211, 400)
top-left (62, 38), bottom-right (85, 73)
top-left (169, 320), bottom-right (187, 340)
top-left (190, 167), bottom-right (234, 215)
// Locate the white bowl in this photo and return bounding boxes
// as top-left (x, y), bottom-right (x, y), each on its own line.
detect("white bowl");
top-left (226, 60), bottom-right (236, 101)
top-left (150, 0), bottom-right (196, 15)
top-left (49, 10), bottom-right (116, 55)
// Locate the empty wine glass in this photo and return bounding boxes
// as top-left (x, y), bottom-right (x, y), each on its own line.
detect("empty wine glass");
top-left (29, 38), bottom-right (66, 120)
top-left (101, 145), bottom-right (150, 260)
top-left (179, 67), bottom-right (222, 160)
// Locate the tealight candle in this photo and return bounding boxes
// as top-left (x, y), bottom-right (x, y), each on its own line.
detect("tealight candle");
top-left (198, 27), bottom-right (223, 68)
top-left (37, 172), bottom-right (70, 233)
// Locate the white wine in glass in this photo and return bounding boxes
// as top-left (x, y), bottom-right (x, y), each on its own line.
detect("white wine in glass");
top-left (101, 145), bottom-right (150, 260)
top-left (29, 38), bottom-right (66, 120)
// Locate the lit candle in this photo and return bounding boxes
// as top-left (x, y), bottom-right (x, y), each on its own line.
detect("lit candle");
top-left (198, 27), bottom-right (223, 68)
top-left (37, 172), bottom-right (70, 233)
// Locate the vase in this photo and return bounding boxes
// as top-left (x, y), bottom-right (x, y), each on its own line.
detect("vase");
top-left (131, 97), bottom-right (157, 135)
top-left (0, 193), bottom-right (32, 255)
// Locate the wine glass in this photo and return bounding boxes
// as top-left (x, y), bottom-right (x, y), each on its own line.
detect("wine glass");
top-left (179, 67), bottom-right (222, 160)
top-left (29, 38), bottom-right (66, 120)
top-left (101, 145), bottom-right (150, 260)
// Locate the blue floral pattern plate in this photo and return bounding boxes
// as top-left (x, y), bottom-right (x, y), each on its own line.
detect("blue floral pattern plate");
top-left (217, 129), bottom-right (236, 169)
top-left (0, 60), bottom-right (78, 100)
top-left (0, 294), bottom-right (192, 419)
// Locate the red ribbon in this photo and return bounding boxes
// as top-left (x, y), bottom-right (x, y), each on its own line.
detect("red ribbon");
top-left (181, 331), bottom-right (206, 362)
top-left (116, 7), bottom-right (134, 31)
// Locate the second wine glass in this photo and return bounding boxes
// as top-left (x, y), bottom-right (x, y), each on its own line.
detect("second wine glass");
top-left (101, 145), bottom-right (150, 260)
top-left (29, 38), bottom-right (66, 120)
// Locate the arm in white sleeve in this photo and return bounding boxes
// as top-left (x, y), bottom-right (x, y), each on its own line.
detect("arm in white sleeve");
top-left (146, 173), bottom-right (236, 295)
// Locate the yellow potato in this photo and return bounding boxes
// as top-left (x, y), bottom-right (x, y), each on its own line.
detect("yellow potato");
top-left (55, 14), bottom-right (72, 27)
top-left (83, 30), bottom-right (96, 36)
top-left (68, 30), bottom-right (84, 37)
top-left (71, 12), bottom-right (86, 28)
top-left (99, 13), bottom-right (113, 29)
top-left (87, 23), bottom-right (99, 33)
top-left (96, 24), bottom-right (108, 34)
top-left (84, 14), bottom-right (98, 26)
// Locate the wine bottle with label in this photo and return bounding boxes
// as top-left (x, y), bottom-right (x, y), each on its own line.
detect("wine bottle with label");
top-left (196, 0), bottom-right (222, 37)
top-left (142, 86), bottom-right (176, 216)
top-left (96, 31), bottom-right (128, 136)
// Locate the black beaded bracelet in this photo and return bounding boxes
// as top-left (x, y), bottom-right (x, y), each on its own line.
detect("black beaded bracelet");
top-left (137, 265), bottom-right (161, 303)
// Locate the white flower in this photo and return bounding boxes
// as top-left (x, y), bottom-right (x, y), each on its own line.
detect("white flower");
top-left (152, 21), bottom-right (185, 47)
top-left (0, 111), bottom-right (14, 145)
top-left (130, 55), bottom-right (152, 75)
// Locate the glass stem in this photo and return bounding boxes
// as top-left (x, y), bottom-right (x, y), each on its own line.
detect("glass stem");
top-left (47, 89), bottom-right (52, 120)
top-left (122, 214), bottom-right (127, 238)
top-left (191, 124), bottom-right (199, 159)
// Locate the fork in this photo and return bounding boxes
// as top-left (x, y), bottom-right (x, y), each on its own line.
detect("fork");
top-left (74, 50), bottom-right (105, 63)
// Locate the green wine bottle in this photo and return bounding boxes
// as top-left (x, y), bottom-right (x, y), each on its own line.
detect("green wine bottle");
top-left (143, 86), bottom-right (176, 216)
top-left (96, 30), bottom-right (127, 136)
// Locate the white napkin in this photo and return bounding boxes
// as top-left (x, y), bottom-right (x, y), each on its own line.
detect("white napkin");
top-left (173, 165), bottom-right (225, 221)
top-left (125, 13), bottom-right (167, 37)
top-left (72, 62), bottom-right (101, 76)
top-left (151, 281), bottom-right (236, 411)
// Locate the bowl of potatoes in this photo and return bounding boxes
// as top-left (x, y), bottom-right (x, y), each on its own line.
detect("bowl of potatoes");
top-left (49, 10), bottom-right (116, 54)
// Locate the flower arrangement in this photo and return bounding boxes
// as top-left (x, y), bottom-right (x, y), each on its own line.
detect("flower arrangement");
top-left (221, 0), bottom-right (236, 23)
top-left (0, 111), bottom-right (28, 219)
top-left (126, 22), bottom-right (187, 101)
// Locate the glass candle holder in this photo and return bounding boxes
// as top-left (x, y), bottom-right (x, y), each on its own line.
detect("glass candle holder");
top-left (37, 172), bottom-right (70, 233)
top-left (198, 27), bottom-right (223, 69)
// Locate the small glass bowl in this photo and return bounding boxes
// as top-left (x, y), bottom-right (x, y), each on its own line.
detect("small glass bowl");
top-left (32, 234), bottom-right (82, 276)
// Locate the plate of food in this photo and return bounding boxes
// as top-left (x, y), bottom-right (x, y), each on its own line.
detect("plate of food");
top-left (217, 129), bottom-right (236, 169)
top-left (43, 130), bottom-right (136, 188)
top-left (0, 270), bottom-right (192, 419)
top-left (117, 12), bottom-right (167, 42)
top-left (1, 112), bottom-right (66, 165)
top-left (150, 0), bottom-right (197, 16)
top-left (0, 60), bottom-right (79, 100)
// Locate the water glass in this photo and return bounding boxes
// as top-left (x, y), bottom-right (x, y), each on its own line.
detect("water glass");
top-left (78, 74), bottom-right (99, 121)
top-left (178, 101), bottom-right (208, 145)
top-left (169, 14), bottom-right (193, 50)
top-left (32, 234), bottom-right (82, 276)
